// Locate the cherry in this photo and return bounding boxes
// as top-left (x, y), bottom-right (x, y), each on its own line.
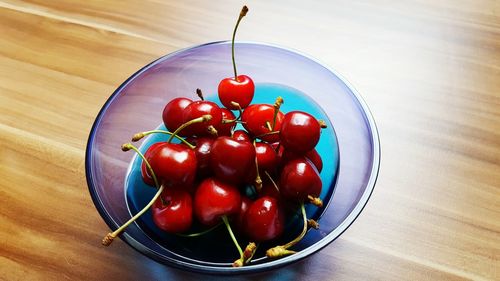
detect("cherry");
top-left (187, 137), bottom-right (214, 178)
top-left (194, 177), bottom-right (242, 226)
top-left (280, 111), bottom-right (321, 154)
top-left (234, 196), bottom-right (252, 234)
top-left (162, 97), bottom-right (193, 136)
top-left (182, 101), bottom-right (222, 136)
top-left (210, 136), bottom-right (256, 185)
top-left (242, 104), bottom-right (284, 142)
top-left (147, 142), bottom-right (197, 188)
top-left (140, 142), bottom-right (164, 186)
top-left (218, 6), bottom-right (254, 110)
top-left (279, 158), bottom-right (322, 202)
top-left (281, 148), bottom-right (323, 173)
top-left (255, 142), bottom-right (279, 173)
top-left (233, 129), bottom-right (252, 142)
top-left (218, 75), bottom-right (255, 110)
top-left (244, 196), bottom-right (285, 241)
top-left (218, 108), bottom-right (237, 136)
top-left (152, 188), bottom-right (193, 233)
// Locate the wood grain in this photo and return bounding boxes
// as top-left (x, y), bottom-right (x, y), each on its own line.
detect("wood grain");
top-left (1, 0), bottom-right (499, 280)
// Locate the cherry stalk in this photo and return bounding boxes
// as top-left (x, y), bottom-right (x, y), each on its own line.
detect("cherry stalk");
top-left (102, 143), bottom-right (163, 246)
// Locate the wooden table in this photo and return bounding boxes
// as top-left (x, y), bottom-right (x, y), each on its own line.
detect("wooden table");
top-left (1, 1), bottom-right (499, 280)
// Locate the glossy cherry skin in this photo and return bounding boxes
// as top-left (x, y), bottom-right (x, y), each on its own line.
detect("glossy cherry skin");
top-left (217, 108), bottom-right (236, 136)
top-left (152, 189), bottom-right (193, 233)
top-left (244, 196), bottom-right (285, 241)
top-left (147, 142), bottom-right (197, 188)
top-left (255, 142), bottom-right (279, 173)
top-left (234, 196), bottom-right (252, 234)
top-left (280, 111), bottom-right (321, 154)
top-left (141, 142), bottom-right (164, 186)
top-left (279, 158), bottom-right (322, 202)
top-left (218, 75), bottom-right (255, 110)
top-left (210, 136), bottom-right (256, 185)
top-left (281, 148), bottom-right (323, 173)
top-left (162, 97), bottom-right (192, 136)
top-left (187, 137), bottom-right (214, 178)
top-left (194, 178), bottom-right (242, 226)
top-left (232, 130), bottom-right (252, 142)
top-left (242, 104), bottom-right (284, 142)
top-left (182, 101), bottom-right (223, 136)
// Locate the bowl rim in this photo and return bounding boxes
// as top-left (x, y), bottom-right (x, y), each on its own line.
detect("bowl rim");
top-left (85, 40), bottom-right (380, 274)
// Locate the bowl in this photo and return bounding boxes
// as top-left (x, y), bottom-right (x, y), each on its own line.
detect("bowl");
top-left (85, 41), bottom-right (380, 274)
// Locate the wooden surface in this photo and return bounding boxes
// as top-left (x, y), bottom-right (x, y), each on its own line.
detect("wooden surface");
top-left (1, 0), bottom-right (499, 280)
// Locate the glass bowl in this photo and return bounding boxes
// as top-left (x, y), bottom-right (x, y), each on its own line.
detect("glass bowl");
top-left (85, 41), bottom-right (380, 274)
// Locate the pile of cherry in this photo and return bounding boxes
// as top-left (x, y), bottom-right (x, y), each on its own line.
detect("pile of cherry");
top-left (101, 5), bottom-right (327, 267)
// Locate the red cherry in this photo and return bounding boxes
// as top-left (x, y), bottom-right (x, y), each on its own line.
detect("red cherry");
top-left (194, 178), bottom-right (242, 226)
top-left (233, 130), bottom-right (252, 142)
top-left (217, 108), bottom-right (236, 136)
top-left (279, 158), bottom-right (322, 202)
top-left (210, 136), bottom-right (256, 185)
top-left (234, 196), bottom-right (252, 234)
top-left (152, 188), bottom-right (193, 233)
top-left (244, 196), bottom-right (285, 241)
top-left (162, 97), bottom-right (192, 136)
top-left (182, 101), bottom-right (223, 136)
top-left (242, 104), bottom-right (284, 142)
top-left (304, 149), bottom-right (323, 173)
top-left (280, 111), bottom-right (321, 154)
top-left (187, 137), bottom-right (214, 178)
top-left (255, 142), bottom-right (279, 173)
top-left (281, 148), bottom-right (323, 173)
top-left (147, 142), bottom-right (197, 188)
top-left (141, 142), bottom-right (164, 186)
top-left (218, 75), bottom-right (255, 110)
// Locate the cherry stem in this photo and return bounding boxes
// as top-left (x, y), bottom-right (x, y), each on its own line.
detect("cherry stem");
top-left (167, 115), bottom-right (212, 143)
top-left (256, 130), bottom-right (280, 139)
top-left (264, 171), bottom-right (280, 193)
top-left (222, 216), bottom-right (243, 257)
top-left (122, 143), bottom-right (160, 189)
top-left (308, 219), bottom-right (320, 230)
top-left (253, 140), bottom-right (263, 192)
top-left (265, 121), bottom-right (272, 131)
top-left (231, 101), bottom-right (243, 120)
top-left (175, 222), bottom-right (222, 237)
top-left (102, 184), bottom-right (165, 246)
top-left (272, 96), bottom-right (283, 130)
top-left (231, 6), bottom-right (248, 80)
top-left (132, 130), bottom-right (195, 149)
top-left (233, 242), bottom-right (257, 267)
top-left (318, 119), bottom-right (327, 128)
top-left (266, 203), bottom-right (307, 258)
top-left (308, 195), bottom-right (323, 207)
top-left (196, 88), bottom-right (204, 101)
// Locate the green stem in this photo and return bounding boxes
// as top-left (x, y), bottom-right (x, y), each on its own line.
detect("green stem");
top-left (102, 184), bottom-right (165, 246)
top-left (167, 115), bottom-right (211, 143)
top-left (231, 6), bottom-right (248, 80)
top-left (222, 216), bottom-right (243, 257)
top-left (264, 203), bottom-right (307, 257)
top-left (264, 171), bottom-right (280, 193)
top-left (124, 143), bottom-right (160, 189)
top-left (282, 203), bottom-right (307, 249)
top-left (272, 96), bottom-right (283, 130)
top-left (176, 222), bottom-right (223, 237)
top-left (135, 130), bottom-right (195, 149)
